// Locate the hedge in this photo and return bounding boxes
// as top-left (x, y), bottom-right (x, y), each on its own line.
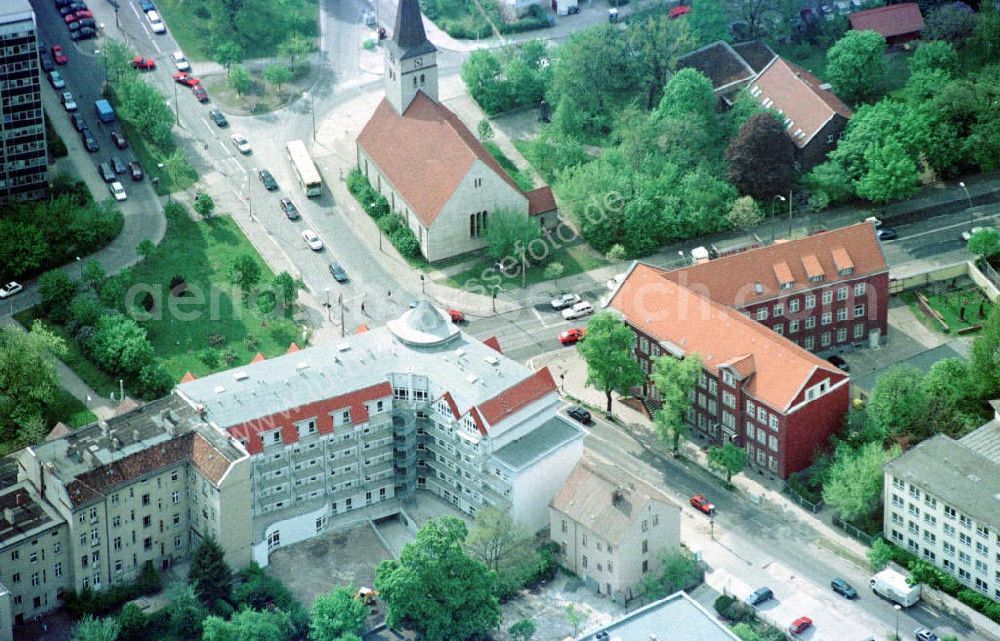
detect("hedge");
top-left (347, 168), bottom-right (421, 258)
top-left (64, 561), bottom-right (162, 618)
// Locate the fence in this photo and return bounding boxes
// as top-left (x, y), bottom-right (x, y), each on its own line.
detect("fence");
top-left (781, 485), bottom-right (823, 514)
top-left (832, 515), bottom-right (877, 546)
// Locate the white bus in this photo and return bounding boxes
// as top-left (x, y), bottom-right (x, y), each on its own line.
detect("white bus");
top-left (285, 139), bottom-right (322, 197)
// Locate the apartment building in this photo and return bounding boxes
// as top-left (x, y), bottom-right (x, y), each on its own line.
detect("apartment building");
top-left (883, 406), bottom-right (1000, 602)
top-left (0, 0), bottom-right (48, 204)
top-left (177, 302), bottom-right (585, 565)
top-left (550, 456), bottom-right (681, 601)
top-left (608, 263), bottom-right (850, 478)
top-left (662, 223), bottom-right (889, 355)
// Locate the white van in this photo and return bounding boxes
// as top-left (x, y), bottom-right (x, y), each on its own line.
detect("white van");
top-left (146, 10), bottom-right (166, 34)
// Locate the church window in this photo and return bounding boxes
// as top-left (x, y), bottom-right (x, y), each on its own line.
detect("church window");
top-left (420, 74), bottom-right (425, 85)
top-left (413, 77), bottom-right (417, 88)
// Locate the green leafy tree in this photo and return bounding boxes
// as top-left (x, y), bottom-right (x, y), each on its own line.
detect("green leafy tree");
top-left (87, 314), bottom-right (154, 376)
top-left (167, 583), bottom-right (209, 640)
top-left (731, 622), bottom-right (761, 641)
top-left (865, 366), bottom-right (927, 441)
top-left (308, 586), bottom-right (367, 641)
top-left (116, 603), bottom-right (146, 641)
top-left (543, 262), bottom-right (565, 287)
top-left (202, 608), bottom-right (295, 641)
top-left (229, 252), bottom-right (262, 296)
top-left (922, 358), bottom-right (974, 438)
top-left (643, 551), bottom-right (702, 598)
top-left (214, 41), bottom-right (244, 76)
top-left (650, 354), bottom-right (702, 452)
top-left (509, 619), bottom-right (536, 641)
top-left (727, 196), bottom-right (764, 230)
top-left (230, 66), bottom-right (253, 96)
top-left (0, 322), bottom-right (66, 447)
top-left (969, 304), bottom-right (1000, 398)
top-left (188, 538), bottom-right (233, 606)
top-left (482, 210), bottom-right (541, 262)
top-left (924, 3), bottom-right (976, 45)
top-left (707, 443), bottom-right (746, 482)
top-left (137, 363), bottom-right (174, 400)
top-left (159, 148), bottom-right (196, 192)
top-left (687, 0), bottom-right (732, 45)
top-left (137, 239), bottom-right (157, 260)
top-left (273, 271), bottom-right (303, 310)
top-left (656, 68), bottom-right (718, 134)
top-left (564, 604), bottom-right (585, 637)
top-left (464, 506), bottom-right (533, 573)
top-left (725, 113), bottom-right (797, 200)
top-left (477, 118), bottom-right (494, 142)
top-left (968, 227), bottom-right (1000, 259)
top-left (627, 14), bottom-right (697, 109)
top-left (969, 7), bottom-right (1000, 64)
top-left (908, 40), bottom-right (959, 77)
top-left (73, 615), bottom-right (120, 641)
top-left (194, 193), bottom-right (216, 220)
top-left (375, 517), bottom-right (500, 641)
top-left (102, 39), bottom-right (136, 85)
top-left (0, 220), bottom-right (47, 278)
top-left (39, 269), bottom-right (77, 323)
top-left (826, 30), bottom-right (888, 104)
top-left (263, 64), bottom-right (293, 94)
top-left (278, 33), bottom-right (314, 70)
top-left (854, 138), bottom-right (920, 206)
top-left (461, 50), bottom-right (507, 114)
top-left (822, 442), bottom-right (901, 521)
top-left (606, 244), bottom-right (627, 262)
top-left (577, 312), bottom-right (645, 413)
top-left (116, 76), bottom-right (174, 151)
top-left (867, 537), bottom-right (895, 571)
top-left (82, 260), bottom-right (106, 293)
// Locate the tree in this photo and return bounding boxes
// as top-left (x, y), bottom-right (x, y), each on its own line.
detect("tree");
top-left (263, 64), bottom-right (292, 94)
top-left (309, 586), bottom-right (367, 641)
top-left (725, 114), bottom-right (796, 200)
top-left (0, 322), bottom-right (66, 447)
top-left (969, 7), bottom-right (1000, 64)
top-left (375, 517), bottom-right (500, 641)
top-left (577, 312), bottom-right (645, 413)
top-left (650, 354), bottom-right (702, 452)
top-left (102, 39), bottom-right (136, 85)
top-left (82, 259), bottom-right (106, 293)
top-left (656, 68), bottom-right (718, 134)
top-left (477, 119), bottom-right (494, 142)
top-left (214, 41), bottom-right (244, 76)
top-left (969, 304), bottom-right (1000, 398)
top-left (188, 538), bottom-right (233, 606)
top-left (461, 50), bottom-right (507, 114)
top-left (726, 196), bottom-right (764, 230)
top-left (203, 608), bottom-right (295, 641)
top-left (86, 314), bottom-right (154, 376)
top-left (230, 65), bottom-right (253, 96)
top-left (867, 537), bottom-right (895, 571)
top-left (137, 363), bottom-right (174, 400)
top-left (822, 441), bottom-right (901, 521)
top-left (627, 14), bottom-right (697, 109)
top-left (273, 271), bottom-right (302, 311)
top-left (564, 604), bottom-right (585, 637)
top-left (923, 3), bottom-right (976, 45)
top-left (509, 619), bottom-right (536, 641)
top-left (826, 30), bottom-right (887, 104)
top-left (865, 366), bottom-right (927, 441)
top-left (229, 252), bottom-right (262, 296)
top-left (160, 148), bottom-right (195, 192)
top-left (194, 193), bottom-right (216, 220)
top-left (0, 220), bottom-right (47, 278)
top-left (278, 33), bottom-right (314, 70)
top-left (465, 506), bottom-right (533, 572)
top-left (543, 262), bottom-right (565, 287)
top-left (687, 0), bottom-right (732, 46)
top-left (908, 40), bottom-right (958, 77)
top-left (968, 227), bottom-right (1000, 259)
top-left (854, 138), bottom-right (920, 206)
top-left (606, 244), bottom-right (627, 262)
top-left (707, 443), bottom-right (746, 482)
top-left (39, 269), bottom-right (77, 323)
top-left (137, 239), bottom-right (157, 260)
top-left (73, 615), bottom-right (120, 641)
top-left (483, 210), bottom-right (541, 262)
top-left (922, 358), bottom-right (974, 438)
top-left (116, 603), bottom-right (146, 641)
top-left (167, 584), bottom-right (209, 640)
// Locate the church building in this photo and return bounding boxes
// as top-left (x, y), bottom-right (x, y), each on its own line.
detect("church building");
top-left (356, 0), bottom-right (556, 263)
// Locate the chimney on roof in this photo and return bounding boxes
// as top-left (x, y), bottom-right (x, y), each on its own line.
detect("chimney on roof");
top-left (110, 436), bottom-right (120, 451)
top-left (98, 420), bottom-right (109, 435)
top-left (132, 430), bottom-right (140, 444)
top-left (2, 507), bottom-right (13, 524)
top-left (612, 486), bottom-right (624, 505)
top-left (163, 411), bottom-right (179, 436)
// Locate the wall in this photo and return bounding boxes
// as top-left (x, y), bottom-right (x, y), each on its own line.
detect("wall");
top-left (213, 455), bottom-right (253, 570)
top-left (799, 114), bottom-right (848, 172)
top-left (965, 261), bottom-right (1000, 303)
top-left (616, 501), bottom-right (681, 598)
top-left (253, 503), bottom-right (329, 566)
top-left (511, 433), bottom-right (583, 531)
top-left (782, 379), bottom-right (850, 477)
top-left (888, 262), bottom-right (969, 295)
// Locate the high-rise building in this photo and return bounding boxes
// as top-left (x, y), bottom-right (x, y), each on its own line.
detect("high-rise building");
top-left (0, 0), bottom-right (48, 205)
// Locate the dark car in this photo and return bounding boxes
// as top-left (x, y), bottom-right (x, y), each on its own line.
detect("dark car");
top-left (58, 5), bottom-right (77, 16)
top-left (876, 228), bottom-right (897, 241)
top-left (39, 53), bottom-right (55, 72)
top-left (66, 20), bottom-right (81, 32)
top-left (140, 0), bottom-right (155, 11)
top-left (110, 131), bottom-right (127, 149)
top-left (111, 156), bottom-right (126, 174)
top-left (55, 0), bottom-right (74, 7)
top-left (258, 169), bottom-right (278, 191)
top-left (70, 114), bottom-right (87, 131)
top-left (827, 355), bottom-right (850, 372)
top-left (98, 161), bottom-right (116, 183)
top-left (279, 198), bottom-right (300, 220)
top-left (127, 161), bottom-right (144, 181)
top-left (745, 587), bottom-right (774, 607)
top-left (191, 84), bottom-right (208, 102)
top-left (566, 405), bottom-right (592, 424)
top-left (77, 17), bottom-right (96, 28)
top-left (70, 27), bottom-right (96, 41)
top-left (831, 578), bottom-right (857, 599)
top-left (82, 129), bottom-right (99, 152)
top-left (328, 262), bottom-right (348, 282)
top-left (209, 108), bottom-right (228, 127)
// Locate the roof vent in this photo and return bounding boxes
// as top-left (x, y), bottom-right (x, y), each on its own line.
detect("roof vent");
top-left (484, 355), bottom-right (499, 366)
top-left (214, 385), bottom-right (226, 394)
top-left (753, 282), bottom-right (764, 294)
top-left (336, 343), bottom-right (351, 352)
top-left (233, 371), bottom-right (249, 381)
top-left (968, 474), bottom-right (980, 482)
top-left (466, 374), bottom-right (478, 384)
top-left (455, 348), bottom-right (466, 358)
top-left (296, 361), bottom-right (310, 371)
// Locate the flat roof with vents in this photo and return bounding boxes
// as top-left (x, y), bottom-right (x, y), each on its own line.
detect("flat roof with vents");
top-left (574, 591), bottom-right (741, 641)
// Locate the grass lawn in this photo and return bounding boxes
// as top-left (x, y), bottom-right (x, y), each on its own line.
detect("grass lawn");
top-left (484, 141), bottom-right (535, 192)
top-left (444, 239), bottom-right (608, 291)
top-left (202, 65), bottom-right (310, 116)
top-left (46, 389), bottom-right (98, 429)
top-left (900, 287), bottom-right (992, 334)
top-left (119, 118), bottom-right (197, 196)
top-left (775, 41), bottom-right (829, 80)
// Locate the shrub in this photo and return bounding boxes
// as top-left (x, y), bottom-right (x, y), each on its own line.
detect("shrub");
top-left (169, 274), bottom-right (187, 296)
top-left (199, 349), bottom-right (220, 368)
top-left (714, 594), bottom-right (736, 617)
top-left (390, 227), bottom-right (421, 257)
top-left (208, 333), bottom-right (226, 347)
top-left (39, 270), bottom-right (77, 323)
top-left (137, 363), bottom-right (174, 400)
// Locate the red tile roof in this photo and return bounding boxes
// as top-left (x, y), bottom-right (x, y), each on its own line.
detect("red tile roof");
top-left (609, 263), bottom-right (844, 410)
top-left (356, 93), bottom-right (524, 227)
top-left (752, 58), bottom-right (852, 148)
top-left (482, 336), bottom-right (503, 353)
top-left (849, 3), bottom-right (924, 38)
top-left (286, 343), bottom-right (300, 353)
top-left (660, 223), bottom-right (886, 306)
top-left (180, 371), bottom-right (197, 383)
top-left (831, 247), bottom-right (854, 273)
top-left (190, 433), bottom-right (232, 484)
top-left (251, 352), bottom-right (266, 364)
top-left (526, 186), bottom-right (557, 216)
top-left (354, 324), bottom-right (370, 334)
top-left (478, 368), bottom-right (557, 427)
top-left (66, 434), bottom-right (193, 506)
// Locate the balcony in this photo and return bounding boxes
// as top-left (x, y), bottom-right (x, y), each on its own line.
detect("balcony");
top-left (254, 455), bottom-right (288, 474)
top-left (394, 449), bottom-right (417, 468)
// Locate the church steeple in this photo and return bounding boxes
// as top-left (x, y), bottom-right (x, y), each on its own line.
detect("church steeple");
top-left (384, 0), bottom-right (438, 114)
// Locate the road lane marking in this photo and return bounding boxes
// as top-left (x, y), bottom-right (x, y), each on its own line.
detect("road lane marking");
top-left (201, 118), bottom-right (213, 133)
top-left (531, 307), bottom-right (569, 329)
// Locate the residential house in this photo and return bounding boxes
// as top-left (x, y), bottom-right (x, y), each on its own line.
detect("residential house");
top-left (676, 40), bottom-right (776, 108)
top-left (550, 456), bottom-right (681, 601)
top-left (849, 3), bottom-right (925, 46)
top-left (575, 591), bottom-right (741, 641)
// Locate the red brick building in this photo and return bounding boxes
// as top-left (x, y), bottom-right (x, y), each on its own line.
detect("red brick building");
top-left (849, 3), bottom-right (925, 46)
top-left (608, 264), bottom-right (850, 479)
top-left (662, 223), bottom-right (889, 355)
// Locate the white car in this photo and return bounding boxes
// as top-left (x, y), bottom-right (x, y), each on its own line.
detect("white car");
top-left (0, 282), bottom-right (23, 299)
top-left (61, 91), bottom-right (77, 111)
top-left (550, 293), bottom-right (581, 310)
top-left (146, 10), bottom-right (166, 34)
top-left (48, 71), bottom-right (65, 89)
top-left (962, 226), bottom-right (991, 242)
top-left (302, 230), bottom-right (324, 251)
top-left (562, 301), bottom-right (594, 320)
top-left (109, 181), bottom-right (127, 201)
top-left (171, 51), bottom-right (190, 71)
top-left (230, 134), bottom-right (251, 154)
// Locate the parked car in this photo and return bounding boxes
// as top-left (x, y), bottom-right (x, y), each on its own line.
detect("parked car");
top-left (77, 17), bottom-right (96, 28)
top-left (172, 71), bottom-right (200, 87)
top-left (191, 84), bottom-right (208, 102)
top-left (146, 10), bottom-right (166, 33)
top-left (108, 181), bottom-right (127, 201)
top-left (39, 52), bottom-right (55, 72)
top-left (110, 131), bottom-right (127, 149)
top-left (73, 9), bottom-right (93, 19)
top-left (566, 405), bottom-right (592, 424)
top-left (745, 587), bottom-right (774, 607)
top-left (561, 301), bottom-right (594, 320)
top-left (788, 617), bottom-right (812, 635)
top-left (48, 71), bottom-right (65, 89)
top-left (961, 226), bottom-right (994, 242)
top-left (230, 133), bottom-right (251, 154)
top-left (66, 19), bottom-right (82, 31)
top-left (448, 309), bottom-right (464, 323)
top-left (302, 229), bottom-right (323, 251)
top-left (831, 578), bottom-right (857, 599)
top-left (140, 0), bottom-right (156, 12)
top-left (827, 355), bottom-right (849, 372)
top-left (550, 293), bottom-right (581, 310)
top-left (209, 108), bottom-right (228, 127)
top-left (58, 5), bottom-right (78, 17)
top-left (55, 0), bottom-right (74, 8)
top-left (558, 328), bottom-right (584, 345)
top-left (111, 156), bottom-right (126, 174)
top-left (689, 494), bottom-right (715, 515)
top-left (61, 91), bottom-right (77, 111)
top-left (98, 162), bottom-right (116, 183)
top-left (914, 629), bottom-right (939, 641)
top-left (328, 261), bottom-right (348, 282)
top-left (81, 129), bottom-right (99, 152)
top-left (70, 114), bottom-right (87, 131)
top-left (258, 169), bottom-right (278, 191)
top-left (171, 51), bottom-right (190, 71)
top-left (280, 197), bottom-right (300, 220)
top-left (127, 160), bottom-right (144, 181)
top-left (0, 282), bottom-right (23, 299)
top-left (876, 228), bottom-right (897, 241)
top-left (131, 56), bottom-right (156, 70)
top-left (51, 44), bottom-right (68, 64)
top-left (70, 27), bottom-right (96, 41)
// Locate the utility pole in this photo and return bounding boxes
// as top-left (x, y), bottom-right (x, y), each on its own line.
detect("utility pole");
top-left (325, 288), bottom-right (331, 321)
top-left (787, 190), bottom-right (794, 239)
top-left (339, 293), bottom-right (345, 338)
top-left (173, 82), bottom-right (179, 125)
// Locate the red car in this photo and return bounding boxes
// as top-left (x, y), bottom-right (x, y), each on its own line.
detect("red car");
top-left (51, 45), bottom-right (68, 64)
top-left (191, 84), bottom-right (209, 102)
top-left (74, 9), bottom-right (93, 19)
top-left (172, 72), bottom-right (200, 87)
top-left (788, 617), bottom-right (812, 635)
top-left (131, 56), bottom-right (156, 70)
top-left (689, 494), bottom-right (715, 515)
top-left (448, 309), bottom-right (464, 323)
top-left (559, 328), bottom-right (585, 345)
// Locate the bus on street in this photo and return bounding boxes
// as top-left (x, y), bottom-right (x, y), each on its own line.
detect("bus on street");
top-left (286, 139), bottom-right (322, 197)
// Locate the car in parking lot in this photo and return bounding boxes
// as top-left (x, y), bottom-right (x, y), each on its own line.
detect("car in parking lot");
top-left (328, 261), bottom-right (348, 282)
top-left (559, 328), bottom-right (584, 345)
top-left (110, 131), bottom-right (127, 149)
top-left (191, 84), bottom-right (208, 102)
top-left (61, 91), bottom-right (77, 111)
top-left (77, 17), bottom-right (96, 29)
top-left (280, 198), bottom-right (300, 220)
top-left (127, 161), bottom-right (144, 181)
top-left (745, 587), bottom-right (774, 607)
top-left (788, 616), bottom-right (812, 635)
top-left (689, 494), bottom-right (715, 515)
top-left (146, 10), bottom-right (166, 33)
top-left (108, 181), bottom-right (127, 201)
top-left (111, 156), bottom-right (126, 174)
top-left (830, 578), bottom-right (857, 599)
top-left (66, 20), bottom-right (82, 33)
top-left (0, 282), bottom-right (23, 299)
top-left (302, 229), bottom-right (323, 251)
top-left (70, 27), bottom-right (96, 41)
top-left (73, 9), bottom-right (93, 19)
top-left (98, 162), bottom-right (116, 183)
top-left (231, 134), bottom-right (251, 154)
top-left (566, 405), bottom-right (592, 424)
top-left (58, 5), bottom-right (78, 17)
top-left (258, 169), bottom-right (277, 191)
top-left (81, 129), bottom-right (99, 152)
top-left (914, 629), bottom-right (939, 641)
top-left (171, 51), bottom-right (190, 71)
top-left (39, 52), bottom-right (55, 72)
top-left (209, 108), bottom-right (228, 127)
top-left (876, 228), bottom-right (897, 241)
top-left (561, 301), bottom-right (594, 320)
top-left (172, 72), bottom-right (200, 87)
top-left (48, 71), bottom-right (65, 89)
top-left (51, 44), bottom-right (68, 64)
top-left (70, 114), bottom-right (87, 131)
top-left (827, 355), bottom-right (849, 372)
top-left (550, 293), bottom-right (581, 310)
top-left (447, 309), bottom-right (464, 323)
top-left (64, 12), bottom-right (81, 23)
top-left (131, 56), bottom-right (156, 70)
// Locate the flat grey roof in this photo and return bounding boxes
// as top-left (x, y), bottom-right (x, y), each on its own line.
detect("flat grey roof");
top-left (885, 434), bottom-right (1000, 529)
top-left (0, 0), bottom-right (33, 22)
top-left (577, 591), bottom-right (740, 641)
top-left (492, 416), bottom-right (583, 470)
top-left (959, 416), bottom-right (1000, 464)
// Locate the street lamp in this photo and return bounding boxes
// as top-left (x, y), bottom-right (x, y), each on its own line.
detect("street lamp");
top-left (710, 518), bottom-right (715, 540)
top-left (303, 92), bottom-right (316, 141)
top-left (420, 274), bottom-right (425, 294)
top-left (959, 181), bottom-right (973, 223)
top-left (893, 604), bottom-right (901, 640)
top-left (173, 81), bottom-right (179, 125)
top-left (771, 195), bottom-right (786, 244)
top-left (324, 288), bottom-right (331, 321)
top-left (76, 256), bottom-right (82, 278)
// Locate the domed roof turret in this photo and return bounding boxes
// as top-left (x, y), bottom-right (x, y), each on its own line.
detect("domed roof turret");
top-left (387, 300), bottom-right (460, 346)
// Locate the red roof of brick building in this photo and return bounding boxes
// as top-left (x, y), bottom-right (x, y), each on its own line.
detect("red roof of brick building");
top-left (849, 3), bottom-right (924, 39)
top-left (526, 186), bottom-right (557, 217)
top-left (752, 58), bottom-right (852, 148)
top-left (478, 368), bottom-right (557, 426)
